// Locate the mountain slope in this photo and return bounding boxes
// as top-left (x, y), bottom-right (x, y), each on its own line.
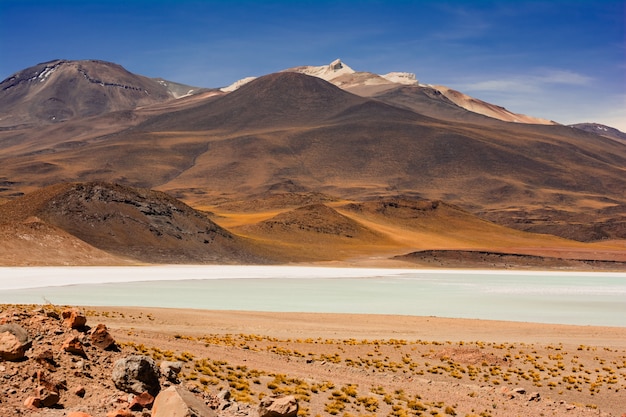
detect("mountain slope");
top-left (0, 182), bottom-right (274, 264)
top-left (1, 61), bottom-right (626, 244)
top-left (0, 59), bottom-right (174, 127)
top-left (569, 123), bottom-right (626, 143)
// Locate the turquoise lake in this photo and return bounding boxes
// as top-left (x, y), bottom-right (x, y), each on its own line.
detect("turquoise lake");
top-left (0, 266), bottom-right (624, 327)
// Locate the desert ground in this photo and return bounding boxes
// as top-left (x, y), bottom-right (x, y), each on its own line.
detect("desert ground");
top-left (2, 304), bottom-right (625, 417)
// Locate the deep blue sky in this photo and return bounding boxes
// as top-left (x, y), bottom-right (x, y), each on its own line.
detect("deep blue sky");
top-left (1, 0), bottom-right (624, 129)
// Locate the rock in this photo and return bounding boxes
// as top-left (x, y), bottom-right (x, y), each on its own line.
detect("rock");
top-left (23, 396), bottom-right (42, 410)
top-left (90, 323), bottom-right (117, 350)
top-left (130, 391), bottom-right (155, 410)
top-left (160, 360), bottom-right (183, 382)
top-left (217, 388), bottom-right (231, 402)
top-left (258, 395), bottom-right (299, 417)
top-left (62, 335), bottom-right (88, 357)
top-left (112, 355), bottom-right (161, 396)
top-left (513, 387), bottom-right (526, 394)
top-left (0, 323), bottom-right (32, 361)
top-left (35, 349), bottom-right (57, 369)
top-left (62, 308), bottom-right (87, 329)
top-left (528, 392), bottom-right (541, 402)
top-left (74, 385), bottom-right (86, 397)
top-left (35, 384), bottom-right (60, 407)
top-left (151, 385), bottom-right (217, 417)
top-left (67, 412), bottom-right (93, 417)
top-left (107, 410), bottom-right (135, 417)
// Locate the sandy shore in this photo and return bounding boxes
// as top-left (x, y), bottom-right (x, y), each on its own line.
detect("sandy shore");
top-left (82, 306), bottom-right (626, 417)
top-left (2, 303), bottom-right (625, 416)
top-left (94, 306), bottom-right (626, 348)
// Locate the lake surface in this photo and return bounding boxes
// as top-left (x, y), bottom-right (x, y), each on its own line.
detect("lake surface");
top-left (0, 266), bottom-right (624, 327)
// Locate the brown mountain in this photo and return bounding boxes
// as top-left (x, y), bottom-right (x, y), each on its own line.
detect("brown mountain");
top-left (0, 59), bottom-right (174, 127)
top-left (0, 182), bottom-right (274, 264)
top-left (569, 123), bottom-right (626, 143)
top-left (1, 63), bottom-right (626, 247)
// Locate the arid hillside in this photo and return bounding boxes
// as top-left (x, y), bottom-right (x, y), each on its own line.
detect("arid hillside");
top-left (1, 60), bottom-right (626, 260)
top-left (1, 182), bottom-right (623, 267)
top-left (0, 182), bottom-right (277, 265)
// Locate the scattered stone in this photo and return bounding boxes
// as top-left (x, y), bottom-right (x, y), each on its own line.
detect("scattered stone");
top-left (23, 396), bottom-right (42, 410)
top-left (62, 308), bottom-right (87, 329)
top-left (160, 360), bottom-right (183, 382)
top-left (528, 392), bottom-right (541, 402)
top-left (35, 349), bottom-right (57, 369)
top-left (107, 410), bottom-right (135, 417)
top-left (74, 385), bottom-right (86, 397)
top-left (130, 391), bottom-right (155, 410)
top-left (0, 323), bottom-right (32, 361)
top-left (151, 385), bottom-right (217, 417)
top-left (67, 412), bottom-right (93, 417)
top-left (36, 384), bottom-right (61, 407)
top-left (91, 323), bottom-right (117, 350)
top-left (62, 335), bottom-right (88, 358)
top-left (217, 388), bottom-right (231, 402)
top-left (112, 355), bottom-right (161, 396)
top-left (258, 395), bottom-right (299, 417)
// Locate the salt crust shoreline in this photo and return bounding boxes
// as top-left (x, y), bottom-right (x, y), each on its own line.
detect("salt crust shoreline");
top-left (1, 265), bottom-right (624, 290)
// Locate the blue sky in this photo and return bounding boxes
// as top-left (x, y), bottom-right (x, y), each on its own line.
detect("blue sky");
top-left (1, 0), bottom-right (624, 130)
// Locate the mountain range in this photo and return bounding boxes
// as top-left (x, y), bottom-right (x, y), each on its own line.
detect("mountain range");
top-left (0, 59), bottom-right (624, 267)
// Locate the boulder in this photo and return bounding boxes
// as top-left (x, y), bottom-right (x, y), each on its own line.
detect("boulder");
top-left (258, 395), bottom-right (299, 417)
top-left (90, 323), bottom-right (116, 350)
top-left (151, 386), bottom-right (217, 417)
top-left (62, 308), bottom-right (87, 329)
top-left (0, 323), bottom-right (32, 361)
top-left (62, 335), bottom-right (87, 357)
top-left (112, 355), bottom-right (161, 396)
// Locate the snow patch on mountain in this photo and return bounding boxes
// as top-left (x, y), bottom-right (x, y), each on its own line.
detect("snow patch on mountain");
top-left (381, 72), bottom-right (418, 85)
top-left (288, 58), bottom-right (355, 81)
top-left (221, 76), bottom-right (257, 92)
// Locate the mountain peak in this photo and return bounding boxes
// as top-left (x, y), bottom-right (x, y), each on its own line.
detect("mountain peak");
top-left (287, 58), bottom-right (355, 82)
top-left (0, 59), bottom-right (173, 127)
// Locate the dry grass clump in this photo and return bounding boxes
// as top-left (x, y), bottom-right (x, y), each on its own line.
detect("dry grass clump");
top-left (111, 321), bottom-right (626, 416)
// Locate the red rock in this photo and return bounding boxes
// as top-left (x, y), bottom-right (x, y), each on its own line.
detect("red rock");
top-left (152, 386), bottom-right (216, 417)
top-left (74, 385), bottom-right (86, 397)
top-left (0, 323), bottom-right (32, 361)
top-left (258, 395), bottom-right (299, 417)
top-left (62, 308), bottom-right (87, 329)
top-left (62, 335), bottom-right (87, 357)
top-left (36, 384), bottom-right (60, 407)
top-left (90, 323), bottom-right (116, 350)
top-left (130, 391), bottom-right (154, 410)
top-left (106, 409), bottom-right (135, 417)
top-left (35, 349), bottom-right (57, 369)
top-left (23, 396), bottom-right (42, 410)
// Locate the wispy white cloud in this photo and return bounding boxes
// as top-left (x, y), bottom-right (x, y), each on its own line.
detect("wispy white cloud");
top-left (464, 68), bottom-right (593, 93)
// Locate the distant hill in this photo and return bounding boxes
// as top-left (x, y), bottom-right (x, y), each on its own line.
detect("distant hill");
top-left (569, 123), bottom-right (626, 143)
top-left (0, 182), bottom-right (275, 264)
top-left (0, 59), bottom-right (175, 127)
top-left (1, 59), bottom-right (626, 246)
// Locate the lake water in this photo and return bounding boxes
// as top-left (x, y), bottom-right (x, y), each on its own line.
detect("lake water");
top-left (0, 266), bottom-right (624, 327)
